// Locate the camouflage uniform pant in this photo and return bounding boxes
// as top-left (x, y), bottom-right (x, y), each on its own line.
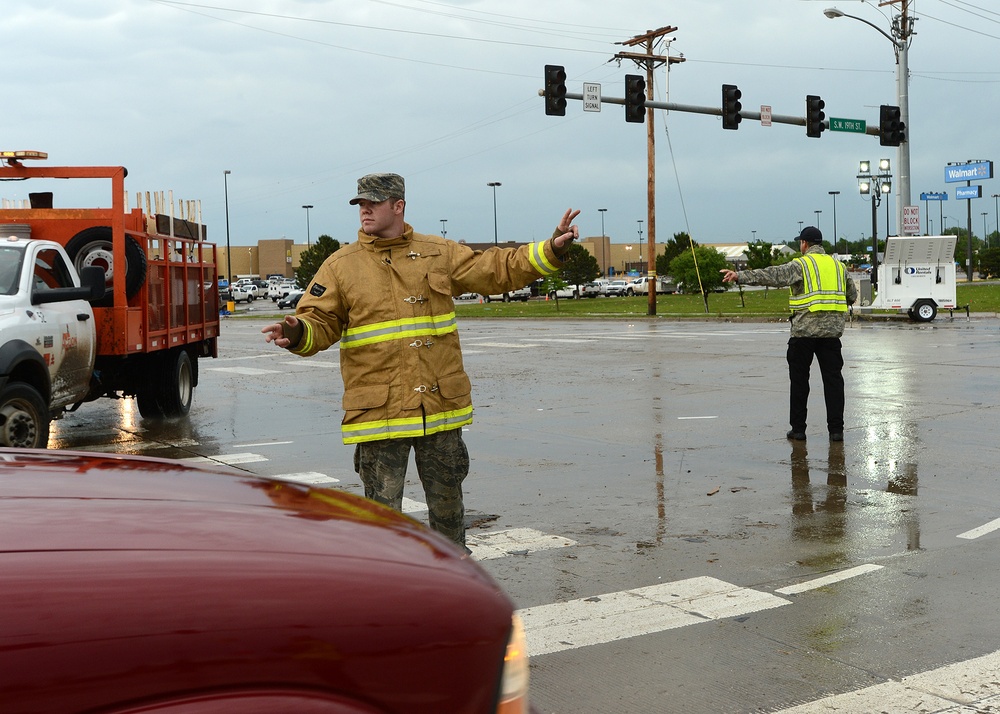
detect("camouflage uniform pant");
top-left (353, 428), bottom-right (470, 547)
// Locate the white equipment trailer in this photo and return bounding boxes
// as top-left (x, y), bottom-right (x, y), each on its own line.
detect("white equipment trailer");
top-left (865, 235), bottom-right (958, 322)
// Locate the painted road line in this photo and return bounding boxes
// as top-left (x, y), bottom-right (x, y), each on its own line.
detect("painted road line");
top-left (774, 647), bottom-right (1000, 713)
top-left (469, 528), bottom-right (577, 561)
top-left (402, 497), bottom-right (428, 513)
top-left (234, 441), bottom-right (294, 448)
top-left (467, 342), bottom-right (542, 349)
top-left (677, 415), bottom-right (719, 420)
top-left (268, 472), bottom-right (340, 486)
top-left (84, 438), bottom-right (200, 453)
top-left (182, 452), bottom-right (269, 465)
top-left (205, 367), bottom-right (283, 375)
top-left (775, 564), bottom-right (883, 595)
top-left (520, 576), bottom-right (790, 656)
top-left (957, 517), bottom-right (1000, 540)
top-left (279, 360), bottom-right (338, 369)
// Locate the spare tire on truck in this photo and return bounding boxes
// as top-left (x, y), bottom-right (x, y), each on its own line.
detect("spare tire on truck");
top-left (65, 226), bottom-right (147, 307)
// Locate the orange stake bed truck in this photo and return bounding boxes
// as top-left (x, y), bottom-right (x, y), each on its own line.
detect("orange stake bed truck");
top-left (0, 151), bottom-right (220, 448)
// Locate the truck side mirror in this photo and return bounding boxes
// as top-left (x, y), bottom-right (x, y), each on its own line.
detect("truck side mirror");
top-left (80, 266), bottom-right (106, 301)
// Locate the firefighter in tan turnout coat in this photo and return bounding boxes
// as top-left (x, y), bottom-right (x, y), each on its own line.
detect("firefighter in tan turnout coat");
top-left (263, 172), bottom-right (580, 548)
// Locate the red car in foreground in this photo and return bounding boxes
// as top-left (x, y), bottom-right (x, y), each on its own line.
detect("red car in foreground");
top-left (0, 449), bottom-right (532, 714)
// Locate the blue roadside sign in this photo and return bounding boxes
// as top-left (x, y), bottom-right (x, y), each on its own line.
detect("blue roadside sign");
top-left (945, 161), bottom-right (993, 183)
top-left (956, 185), bottom-right (983, 200)
top-left (920, 192), bottom-right (948, 201)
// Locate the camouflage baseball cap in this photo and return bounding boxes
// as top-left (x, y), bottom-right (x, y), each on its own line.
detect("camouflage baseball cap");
top-left (348, 173), bottom-right (405, 205)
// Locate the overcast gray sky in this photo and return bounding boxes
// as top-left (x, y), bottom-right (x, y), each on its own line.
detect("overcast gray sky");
top-left (3, 0), bottom-right (998, 250)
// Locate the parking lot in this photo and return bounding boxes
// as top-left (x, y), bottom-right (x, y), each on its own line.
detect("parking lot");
top-left (48, 315), bottom-right (1000, 713)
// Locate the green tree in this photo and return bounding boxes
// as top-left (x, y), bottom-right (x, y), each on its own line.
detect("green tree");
top-left (559, 243), bottom-right (600, 285)
top-left (295, 234), bottom-right (341, 288)
top-left (743, 240), bottom-right (778, 300)
top-left (656, 232), bottom-right (697, 277)
top-left (669, 246), bottom-right (729, 312)
top-left (978, 247), bottom-right (1000, 279)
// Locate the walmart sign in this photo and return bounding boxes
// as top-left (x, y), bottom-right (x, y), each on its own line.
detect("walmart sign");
top-left (944, 161), bottom-right (993, 183)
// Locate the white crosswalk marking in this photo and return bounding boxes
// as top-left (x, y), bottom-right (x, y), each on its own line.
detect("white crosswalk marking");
top-left (775, 564), bottom-right (883, 595)
top-left (468, 528), bottom-right (576, 560)
top-left (774, 648), bottom-right (1000, 713)
top-left (205, 367), bottom-right (282, 375)
top-left (182, 452), bottom-right (268, 465)
top-left (268, 472), bottom-right (339, 486)
top-left (520, 576), bottom-right (791, 657)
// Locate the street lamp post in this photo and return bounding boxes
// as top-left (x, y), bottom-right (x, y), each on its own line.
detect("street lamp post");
top-left (440, 219), bottom-right (447, 239)
top-left (302, 204), bottom-right (313, 247)
top-left (993, 194), bottom-right (1000, 247)
top-left (223, 170), bottom-right (232, 282)
top-left (825, 5), bottom-right (913, 234)
top-left (814, 210), bottom-right (822, 232)
top-left (487, 182), bottom-right (501, 245)
top-left (829, 190), bottom-right (841, 255)
top-left (636, 220), bottom-right (643, 264)
top-left (983, 212), bottom-right (989, 251)
top-left (598, 208), bottom-right (607, 237)
top-left (857, 158), bottom-right (893, 290)
top-left (798, 221), bottom-right (804, 233)
top-left (752, 230), bottom-right (757, 241)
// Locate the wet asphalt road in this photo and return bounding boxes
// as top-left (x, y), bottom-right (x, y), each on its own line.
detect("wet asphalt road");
top-left (48, 312), bottom-right (1000, 713)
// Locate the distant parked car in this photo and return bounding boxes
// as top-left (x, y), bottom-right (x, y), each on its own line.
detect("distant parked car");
top-left (547, 284), bottom-right (580, 299)
top-left (0, 448), bottom-right (533, 714)
top-left (579, 282), bottom-right (601, 298)
top-left (605, 279), bottom-right (630, 297)
top-left (486, 286), bottom-right (531, 302)
top-left (277, 290), bottom-right (304, 309)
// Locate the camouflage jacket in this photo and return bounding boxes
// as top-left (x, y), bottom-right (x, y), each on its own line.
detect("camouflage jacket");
top-left (735, 246), bottom-right (858, 338)
top-left (288, 223), bottom-right (567, 444)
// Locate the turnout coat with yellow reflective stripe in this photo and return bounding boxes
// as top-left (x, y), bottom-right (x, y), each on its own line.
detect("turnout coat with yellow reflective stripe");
top-left (290, 223), bottom-right (566, 444)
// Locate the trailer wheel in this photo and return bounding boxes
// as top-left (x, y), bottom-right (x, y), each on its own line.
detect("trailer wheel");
top-left (911, 300), bottom-right (937, 323)
top-left (0, 383), bottom-right (50, 449)
top-left (66, 226), bottom-right (148, 307)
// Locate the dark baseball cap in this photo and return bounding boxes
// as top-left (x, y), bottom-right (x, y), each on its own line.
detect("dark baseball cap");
top-left (797, 226), bottom-right (823, 244)
top-left (349, 173), bottom-right (405, 205)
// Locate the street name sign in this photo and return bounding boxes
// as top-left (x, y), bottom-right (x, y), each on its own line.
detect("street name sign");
top-left (830, 117), bottom-right (866, 133)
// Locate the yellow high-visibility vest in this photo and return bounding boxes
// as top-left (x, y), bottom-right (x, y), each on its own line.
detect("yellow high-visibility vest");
top-left (788, 254), bottom-right (848, 312)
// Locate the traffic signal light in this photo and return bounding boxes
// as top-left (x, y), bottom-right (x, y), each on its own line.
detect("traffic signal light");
top-left (806, 95), bottom-right (825, 138)
top-left (722, 84), bottom-right (742, 130)
top-left (879, 104), bottom-right (905, 146)
top-left (624, 74), bottom-right (646, 123)
top-left (544, 65), bottom-right (567, 116)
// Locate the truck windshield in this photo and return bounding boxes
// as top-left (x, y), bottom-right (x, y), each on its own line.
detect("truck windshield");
top-left (0, 246), bottom-right (25, 296)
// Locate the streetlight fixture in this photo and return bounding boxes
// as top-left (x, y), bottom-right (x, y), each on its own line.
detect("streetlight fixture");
top-left (814, 209), bottom-right (822, 232)
top-left (598, 208), bottom-right (607, 237)
top-left (983, 212), bottom-right (989, 250)
top-left (636, 220), bottom-right (643, 262)
top-left (302, 204), bottom-right (313, 247)
top-left (825, 5), bottom-right (913, 234)
top-left (798, 221), bottom-right (804, 233)
top-left (858, 158), bottom-right (893, 289)
top-left (829, 190), bottom-right (841, 255)
top-left (440, 219), bottom-right (447, 239)
top-left (487, 182), bottom-right (501, 245)
top-left (223, 170), bottom-right (232, 283)
top-left (752, 230), bottom-right (757, 241)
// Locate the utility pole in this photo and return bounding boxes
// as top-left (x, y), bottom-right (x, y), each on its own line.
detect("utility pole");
top-left (614, 26), bottom-right (684, 316)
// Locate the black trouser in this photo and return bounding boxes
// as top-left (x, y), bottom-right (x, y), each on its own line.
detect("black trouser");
top-left (786, 336), bottom-right (844, 434)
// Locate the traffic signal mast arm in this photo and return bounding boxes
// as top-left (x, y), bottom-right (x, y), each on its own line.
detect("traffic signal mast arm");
top-left (539, 88), bottom-right (883, 138)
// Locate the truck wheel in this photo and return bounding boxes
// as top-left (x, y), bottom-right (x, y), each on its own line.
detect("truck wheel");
top-left (136, 349), bottom-right (195, 419)
top-left (66, 227), bottom-right (148, 307)
top-left (911, 300), bottom-right (937, 322)
top-left (0, 383), bottom-right (50, 449)
top-left (159, 349), bottom-right (195, 417)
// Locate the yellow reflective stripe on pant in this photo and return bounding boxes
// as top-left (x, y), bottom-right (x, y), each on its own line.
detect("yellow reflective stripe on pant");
top-left (342, 406), bottom-right (474, 444)
top-left (789, 254), bottom-right (848, 312)
top-left (341, 313), bottom-right (458, 349)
